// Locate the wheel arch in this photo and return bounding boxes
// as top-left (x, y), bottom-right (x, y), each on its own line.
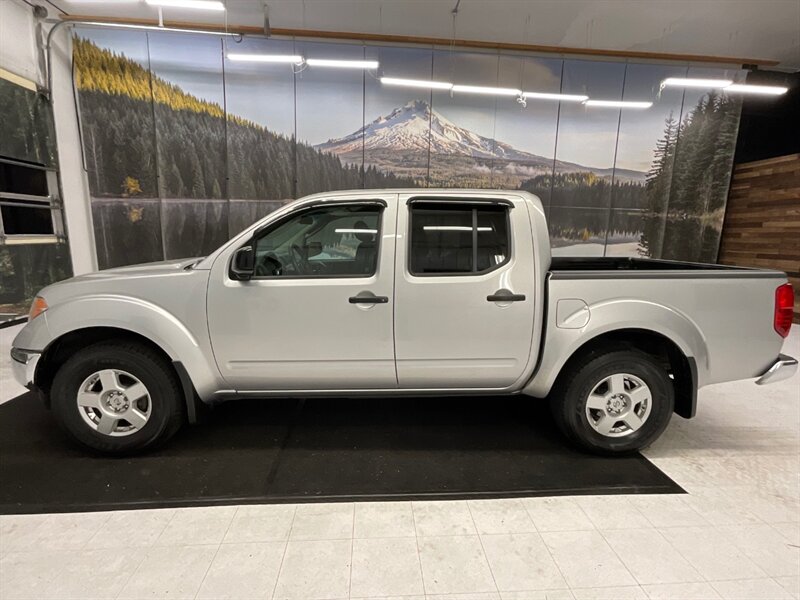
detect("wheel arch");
top-left (35, 326), bottom-right (206, 423)
top-left (527, 327), bottom-right (698, 419)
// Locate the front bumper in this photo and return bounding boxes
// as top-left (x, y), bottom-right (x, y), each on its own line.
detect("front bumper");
top-left (10, 348), bottom-right (40, 389)
top-left (755, 354), bottom-right (798, 385)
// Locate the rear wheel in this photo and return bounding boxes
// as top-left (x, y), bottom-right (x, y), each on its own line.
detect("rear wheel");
top-left (550, 349), bottom-right (674, 455)
top-left (51, 342), bottom-right (184, 454)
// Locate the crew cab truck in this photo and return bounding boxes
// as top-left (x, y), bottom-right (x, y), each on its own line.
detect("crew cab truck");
top-left (10, 189), bottom-right (797, 455)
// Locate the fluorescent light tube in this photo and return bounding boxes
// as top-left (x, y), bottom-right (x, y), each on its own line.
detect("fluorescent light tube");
top-left (662, 77), bottom-right (733, 88)
top-left (584, 100), bottom-right (653, 109)
top-left (335, 228), bottom-right (378, 234)
top-left (381, 77), bottom-right (453, 90)
top-left (145, 0), bottom-right (225, 10)
top-left (82, 21), bottom-right (231, 35)
top-left (227, 53), bottom-right (303, 64)
top-left (451, 84), bottom-right (521, 96)
top-left (423, 226), bottom-right (492, 232)
top-left (724, 84), bottom-right (788, 95)
top-left (522, 91), bottom-right (588, 102)
top-left (305, 58), bottom-right (379, 69)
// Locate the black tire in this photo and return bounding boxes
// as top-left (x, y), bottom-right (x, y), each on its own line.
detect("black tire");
top-left (51, 341), bottom-right (184, 455)
top-left (550, 349), bottom-right (674, 455)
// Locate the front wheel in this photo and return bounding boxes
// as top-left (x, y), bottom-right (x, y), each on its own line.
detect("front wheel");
top-left (550, 349), bottom-right (674, 455)
top-left (51, 341), bottom-right (185, 454)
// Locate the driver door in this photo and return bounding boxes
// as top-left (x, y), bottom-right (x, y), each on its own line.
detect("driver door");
top-left (207, 196), bottom-right (397, 391)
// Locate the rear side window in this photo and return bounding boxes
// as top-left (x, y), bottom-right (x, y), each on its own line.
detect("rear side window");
top-left (409, 203), bottom-right (510, 275)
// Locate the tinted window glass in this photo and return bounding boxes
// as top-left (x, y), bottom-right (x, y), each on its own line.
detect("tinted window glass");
top-left (0, 205), bottom-right (53, 234)
top-left (253, 204), bottom-right (381, 278)
top-left (409, 203), bottom-right (509, 275)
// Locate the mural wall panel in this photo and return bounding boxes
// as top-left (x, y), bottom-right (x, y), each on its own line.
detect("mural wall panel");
top-left (72, 26), bottom-right (744, 268)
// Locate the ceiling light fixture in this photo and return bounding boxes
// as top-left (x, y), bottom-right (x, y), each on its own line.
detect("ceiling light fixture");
top-left (522, 91), bottom-right (589, 102)
top-left (305, 58), bottom-right (379, 69)
top-left (380, 77), bottom-right (454, 90)
top-left (723, 83), bottom-right (789, 95)
top-left (584, 100), bottom-right (653, 109)
top-left (145, 0), bottom-right (225, 10)
top-left (451, 84), bottom-right (521, 96)
top-left (661, 77), bottom-right (733, 89)
top-left (227, 53), bottom-right (303, 64)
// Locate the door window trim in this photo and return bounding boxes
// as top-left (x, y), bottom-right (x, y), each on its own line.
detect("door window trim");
top-left (407, 200), bottom-right (512, 278)
top-left (240, 200), bottom-right (385, 281)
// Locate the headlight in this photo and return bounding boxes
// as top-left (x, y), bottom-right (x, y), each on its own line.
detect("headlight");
top-left (29, 296), bottom-right (48, 321)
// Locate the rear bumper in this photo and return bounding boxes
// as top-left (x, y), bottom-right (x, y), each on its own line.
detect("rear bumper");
top-left (756, 354), bottom-right (798, 385)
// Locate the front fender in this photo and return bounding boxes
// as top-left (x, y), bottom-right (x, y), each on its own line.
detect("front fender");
top-left (21, 295), bottom-right (222, 402)
top-left (524, 298), bottom-right (708, 397)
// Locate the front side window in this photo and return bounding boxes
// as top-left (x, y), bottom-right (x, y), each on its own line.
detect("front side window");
top-left (409, 202), bottom-right (510, 275)
top-left (253, 203), bottom-right (382, 278)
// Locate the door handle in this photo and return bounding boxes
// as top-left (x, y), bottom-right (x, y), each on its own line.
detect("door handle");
top-left (487, 291), bottom-right (526, 302)
top-left (349, 295), bottom-right (389, 304)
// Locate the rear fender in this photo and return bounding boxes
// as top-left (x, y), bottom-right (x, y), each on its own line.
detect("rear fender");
top-left (524, 299), bottom-right (708, 397)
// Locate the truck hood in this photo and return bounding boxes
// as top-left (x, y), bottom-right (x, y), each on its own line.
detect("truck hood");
top-left (37, 258), bottom-right (206, 304)
top-left (71, 258), bottom-right (203, 281)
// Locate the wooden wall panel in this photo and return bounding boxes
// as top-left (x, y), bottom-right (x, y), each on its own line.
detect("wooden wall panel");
top-left (719, 153), bottom-right (800, 321)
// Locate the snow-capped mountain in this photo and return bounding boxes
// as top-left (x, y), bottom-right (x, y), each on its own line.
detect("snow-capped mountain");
top-left (314, 100), bottom-right (645, 182)
top-left (316, 99), bottom-right (546, 163)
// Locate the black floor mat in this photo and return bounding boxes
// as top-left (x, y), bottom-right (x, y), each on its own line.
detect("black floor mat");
top-left (0, 393), bottom-right (682, 514)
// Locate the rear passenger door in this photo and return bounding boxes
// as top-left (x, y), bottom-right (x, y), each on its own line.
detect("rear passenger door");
top-left (393, 195), bottom-right (536, 390)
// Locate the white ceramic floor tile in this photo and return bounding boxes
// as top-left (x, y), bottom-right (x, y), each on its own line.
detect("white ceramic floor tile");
top-left (601, 528), bottom-right (703, 585)
top-left (417, 535), bottom-right (496, 595)
top-left (117, 544), bottom-right (218, 599)
top-left (413, 500), bottom-right (477, 536)
top-left (570, 586), bottom-right (649, 599)
top-left (0, 514), bottom-right (51, 553)
top-left (425, 591), bottom-right (501, 599)
top-left (540, 530), bottom-right (636, 589)
top-left (468, 500), bottom-right (537, 535)
top-left (658, 526), bottom-right (768, 581)
top-left (774, 576), bottom-right (800, 599)
top-left (41, 547), bottom-right (145, 599)
top-left (223, 504), bottom-right (296, 543)
top-left (86, 508), bottom-right (175, 549)
top-left (641, 581), bottom-right (723, 599)
top-left (425, 592), bottom-right (500, 600)
top-left (349, 537), bottom-right (424, 598)
top-left (521, 498), bottom-right (594, 532)
top-left (0, 550), bottom-right (68, 600)
top-left (155, 505), bottom-right (236, 546)
top-left (576, 496), bottom-right (652, 530)
top-left (499, 591), bottom-right (575, 600)
top-left (23, 512), bottom-right (111, 550)
top-left (196, 541), bottom-right (286, 600)
top-left (631, 495), bottom-right (708, 528)
top-left (711, 578), bottom-right (795, 600)
top-left (353, 501), bottom-right (415, 538)
top-left (480, 533), bottom-right (566, 592)
top-left (718, 523), bottom-right (800, 577)
top-left (273, 539), bottom-right (351, 600)
top-left (289, 502), bottom-right (354, 541)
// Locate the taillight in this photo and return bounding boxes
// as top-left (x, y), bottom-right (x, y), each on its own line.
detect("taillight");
top-left (774, 283), bottom-right (794, 338)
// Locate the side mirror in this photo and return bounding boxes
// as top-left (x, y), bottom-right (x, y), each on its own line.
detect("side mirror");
top-left (230, 246), bottom-right (255, 280)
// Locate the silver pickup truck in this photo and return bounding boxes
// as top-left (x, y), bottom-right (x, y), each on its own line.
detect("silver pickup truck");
top-left (10, 189), bottom-right (797, 455)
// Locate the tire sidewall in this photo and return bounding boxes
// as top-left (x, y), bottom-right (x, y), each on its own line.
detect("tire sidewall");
top-left (51, 346), bottom-right (177, 454)
top-left (562, 352), bottom-right (674, 454)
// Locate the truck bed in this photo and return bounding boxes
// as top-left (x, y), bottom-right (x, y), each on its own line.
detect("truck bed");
top-left (549, 257), bottom-right (778, 278)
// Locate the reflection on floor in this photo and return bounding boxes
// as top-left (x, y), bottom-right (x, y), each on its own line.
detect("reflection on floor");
top-left (0, 328), bottom-right (798, 600)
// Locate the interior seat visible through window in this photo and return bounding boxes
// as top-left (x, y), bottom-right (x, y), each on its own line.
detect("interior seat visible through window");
top-left (409, 202), bottom-right (509, 275)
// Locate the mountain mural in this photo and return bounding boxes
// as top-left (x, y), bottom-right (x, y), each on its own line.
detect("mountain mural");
top-left (315, 100), bottom-right (646, 186)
